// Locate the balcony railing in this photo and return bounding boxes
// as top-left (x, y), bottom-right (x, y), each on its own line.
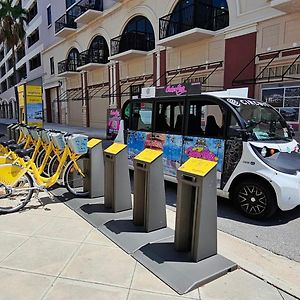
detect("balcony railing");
top-left (111, 31), bottom-right (155, 56)
top-left (55, 13), bottom-right (77, 34)
top-left (159, 1), bottom-right (229, 40)
top-left (78, 48), bottom-right (108, 67)
top-left (58, 58), bottom-right (79, 74)
top-left (71, 0), bottom-right (103, 19)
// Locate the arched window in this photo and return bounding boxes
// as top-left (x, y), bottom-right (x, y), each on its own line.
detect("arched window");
top-left (114, 16), bottom-right (155, 55)
top-left (88, 36), bottom-right (109, 64)
top-left (164, 0), bottom-right (229, 38)
top-left (67, 48), bottom-right (79, 71)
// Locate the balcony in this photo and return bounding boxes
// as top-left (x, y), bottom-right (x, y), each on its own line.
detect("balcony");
top-left (158, 1), bottom-right (229, 47)
top-left (109, 31), bottom-right (155, 61)
top-left (57, 59), bottom-right (79, 77)
top-left (77, 49), bottom-right (108, 71)
top-left (74, 0), bottom-right (103, 24)
top-left (55, 14), bottom-right (77, 38)
top-left (269, 0), bottom-right (300, 13)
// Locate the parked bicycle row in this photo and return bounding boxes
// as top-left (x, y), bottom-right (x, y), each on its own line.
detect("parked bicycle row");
top-left (0, 124), bottom-right (89, 213)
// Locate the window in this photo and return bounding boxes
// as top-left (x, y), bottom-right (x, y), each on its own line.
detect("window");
top-left (27, 2), bottom-right (38, 24)
top-left (154, 101), bottom-right (184, 134)
top-left (0, 49), bottom-right (4, 61)
top-left (29, 53), bottom-right (41, 71)
top-left (8, 74), bottom-right (15, 88)
top-left (16, 46), bottom-right (25, 62)
top-left (17, 64), bottom-right (27, 83)
top-left (7, 56), bottom-right (13, 71)
top-left (187, 100), bottom-right (225, 137)
top-left (0, 65), bottom-right (6, 78)
top-left (130, 102), bottom-right (153, 131)
top-left (50, 57), bottom-right (54, 75)
top-left (66, 0), bottom-right (75, 9)
top-left (1, 80), bottom-right (7, 93)
top-left (47, 6), bottom-right (52, 26)
top-left (27, 29), bottom-right (39, 48)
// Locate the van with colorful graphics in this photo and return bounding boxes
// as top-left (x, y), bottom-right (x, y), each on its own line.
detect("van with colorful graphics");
top-left (120, 86), bottom-right (300, 219)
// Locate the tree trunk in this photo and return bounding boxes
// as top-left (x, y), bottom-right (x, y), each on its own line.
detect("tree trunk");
top-left (12, 47), bottom-right (20, 122)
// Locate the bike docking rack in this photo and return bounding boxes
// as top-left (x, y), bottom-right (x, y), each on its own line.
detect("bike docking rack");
top-left (100, 148), bottom-right (173, 254)
top-left (84, 138), bottom-right (104, 198)
top-left (104, 143), bottom-right (132, 212)
top-left (6, 124), bottom-right (15, 140)
top-left (133, 158), bottom-right (237, 295)
top-left (9, 124), bottom-right (20, 141)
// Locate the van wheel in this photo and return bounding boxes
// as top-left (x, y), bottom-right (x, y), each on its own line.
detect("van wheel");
top-left (232, 179), bottom-right (278, 220)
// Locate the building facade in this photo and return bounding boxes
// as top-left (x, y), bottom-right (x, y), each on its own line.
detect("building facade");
top-left (0, 0), bottom-right (52, 119)
top-left (2, 0), bottom-right (300, 137)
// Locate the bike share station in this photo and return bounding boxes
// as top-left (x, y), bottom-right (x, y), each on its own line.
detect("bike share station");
top-left (50, 141), bottom-right (237, 294)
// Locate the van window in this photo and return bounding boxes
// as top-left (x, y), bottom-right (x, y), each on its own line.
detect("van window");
top-left (130, 102), bottom-right (153, 131)
top-left (187, 100), bottom-right (225, 137)
top-left (155, 101), bottom-right (184, 134)
top-left (228, 113), bottom-right (243, 138)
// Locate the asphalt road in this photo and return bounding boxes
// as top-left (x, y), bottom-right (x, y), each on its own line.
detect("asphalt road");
top-left (1, 124), bottom-right (299, 263)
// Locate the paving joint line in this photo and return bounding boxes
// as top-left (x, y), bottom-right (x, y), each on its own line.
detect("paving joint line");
top-left (40, 228), bottom-right (93, 300)
top-left (126, 261), bottom-right (137, 300)
top-left (240, 266), bottom-right (299, 299)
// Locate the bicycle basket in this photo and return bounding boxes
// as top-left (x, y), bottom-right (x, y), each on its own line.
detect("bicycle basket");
top-left (20, 126), bottom-right (29, 137)
top-left (67, 134), bottom-right (88, 154)
top-left (41, 130), bottom-right (51, 144)
top-left (30, 128), bottom-right (40, 141)
top-left (51, 133), bottom-right (66, 150)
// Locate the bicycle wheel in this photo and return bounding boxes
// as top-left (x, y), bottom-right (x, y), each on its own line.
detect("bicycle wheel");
top-left (36, 149), bottom-right (50, 176)
top-left (0, 172), bottom-right (34, 214)
top-left (64, 157), bottom-right (89, 197)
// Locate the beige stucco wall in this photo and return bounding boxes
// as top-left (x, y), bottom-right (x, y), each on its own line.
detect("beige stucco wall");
top-left (42, 0), bottom-right (295, 128)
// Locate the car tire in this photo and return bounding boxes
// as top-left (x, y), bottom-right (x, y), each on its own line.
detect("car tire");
top-left (232, 179), bottom-right (278, 220)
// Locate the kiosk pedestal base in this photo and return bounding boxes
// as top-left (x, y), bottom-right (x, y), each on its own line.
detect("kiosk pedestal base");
top-left (100, 219), bottom-right (173, 254)
top-left (133, 236), bottom-right (237, 295)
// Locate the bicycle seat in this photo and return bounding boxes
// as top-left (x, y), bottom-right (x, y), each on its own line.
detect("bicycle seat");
top-left (8, 141), bottom-right (26, 151)
top-left (15, 148), bottom-right (34, 158)
top-left (1, 140), bottom-right (16, 147)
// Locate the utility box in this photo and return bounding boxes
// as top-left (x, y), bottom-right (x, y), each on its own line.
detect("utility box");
top-left (83, 139), bottom-right (104, 198)
top-left (133, 149), bottom-right (167, 232)
top-left (104, 143), bottom-right (132, 212)
top-left (175, 158), bottom-right (217, 262)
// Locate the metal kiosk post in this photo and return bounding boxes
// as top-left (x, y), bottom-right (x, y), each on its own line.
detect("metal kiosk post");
top-left (133, 149), bottom-right (167, 232)
top-left (175, 158), bottom-right (218, 261)
top-left (103, 143), bottom-right (132, 212)
top-left (83, 139), bottom-right (104, 198)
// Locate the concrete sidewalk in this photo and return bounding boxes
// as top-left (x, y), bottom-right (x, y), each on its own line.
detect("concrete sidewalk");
top-left (0, 119), bottom-right (107, 139)
top-left (0, 192), bottom-right (298, 300)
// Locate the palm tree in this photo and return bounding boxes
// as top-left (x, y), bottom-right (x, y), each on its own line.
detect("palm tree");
top-left (0, 0), bottom-right (27, 120)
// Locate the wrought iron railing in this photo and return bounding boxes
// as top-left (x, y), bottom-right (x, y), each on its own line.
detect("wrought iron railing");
top-left (70, 0), bottom-right (103, 19)
top-left (78, 48), bottom-right (108, 67)
top-left (159, 1), bottom-right (229, 40)
top-left (55, 13), bottom-right (77, 34)
top-left (58, 58), bottom-right (79, 74)
top-left (111, 31), bottom-right (155, 56)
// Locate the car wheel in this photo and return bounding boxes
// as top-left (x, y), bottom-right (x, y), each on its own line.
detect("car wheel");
top-left (232, 179), bottom-right (278, 220)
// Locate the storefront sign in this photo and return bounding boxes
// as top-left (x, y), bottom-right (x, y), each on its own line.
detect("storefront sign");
top-left (155, 82), bottom-right (202, 97)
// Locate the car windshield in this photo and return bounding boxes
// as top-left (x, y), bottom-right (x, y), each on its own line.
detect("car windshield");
top-left (226, 98), bottom-right (292, 141)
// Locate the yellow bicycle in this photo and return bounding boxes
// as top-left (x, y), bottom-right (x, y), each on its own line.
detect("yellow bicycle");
top-left (0, 132), bottom-right (89, 214)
